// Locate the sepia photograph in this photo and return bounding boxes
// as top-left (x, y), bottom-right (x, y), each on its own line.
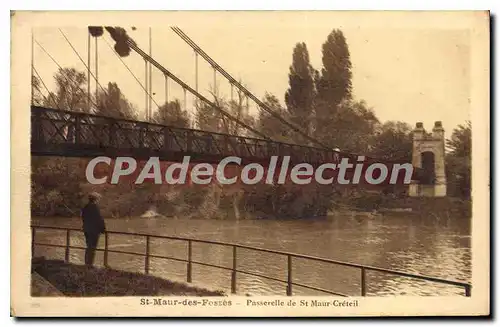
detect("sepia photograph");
top-left (11, 10), bottom-right (490, 317)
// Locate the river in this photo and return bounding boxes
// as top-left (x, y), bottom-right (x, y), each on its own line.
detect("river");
top-left (32, 213), bottom-right (471, 296)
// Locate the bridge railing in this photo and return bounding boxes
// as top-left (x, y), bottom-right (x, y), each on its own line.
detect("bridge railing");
top-left (31, 106), bottom-right (342, 164)
top-left (31, 225), bottom-right (471, 297)
top-left (31, 105), bottom-right (427, 184)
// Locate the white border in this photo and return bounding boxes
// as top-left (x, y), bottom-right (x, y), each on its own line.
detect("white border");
top-left (5, 1), bottom-right (496, 326)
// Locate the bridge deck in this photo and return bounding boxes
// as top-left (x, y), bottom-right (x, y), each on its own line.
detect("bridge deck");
top-left (31, 106), bottom-right (425, 185)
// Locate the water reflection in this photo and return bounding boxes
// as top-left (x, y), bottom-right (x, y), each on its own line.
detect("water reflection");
top-left (32, 214), bottom-right (471, 296)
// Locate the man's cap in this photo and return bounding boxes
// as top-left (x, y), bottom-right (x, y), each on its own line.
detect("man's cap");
top-left (88, 192), bottom-right (101, 200)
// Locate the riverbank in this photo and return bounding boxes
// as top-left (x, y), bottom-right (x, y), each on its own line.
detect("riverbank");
top-left (333, 193), bottom-right (471, 219)
top-left (31, 258), bottom-right (225, 297)
top-left (32, 178), bottom-right (471, 221)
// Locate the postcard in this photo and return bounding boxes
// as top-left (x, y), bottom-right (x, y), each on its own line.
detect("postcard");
top-left (11, 10), bottom-right (490, 317)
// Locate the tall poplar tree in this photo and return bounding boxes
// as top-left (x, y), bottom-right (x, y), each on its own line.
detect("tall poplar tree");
top-left (314, 30), bottom-right (353, 146)
top-left (316, 30), bottom-right (352, 105)
top-left (284, 42), bottom-right (316, 144)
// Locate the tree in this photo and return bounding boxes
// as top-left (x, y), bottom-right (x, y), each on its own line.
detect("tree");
top-left (31, 157), bottom-right (88, 216)
top-left (284, 42), bottom-right (316, 144)
top-left (446, 121), bottom-right (471, 158)
top-left (153, 100), bottom-right (190, 128)
top-left (225, 88), bottom-right (255, 137)
top-left (446, 121), bottom-right (471, 199)
top-left (95, 82), bottom-right (138, 119)
top-left (257, 93), bottom-right (290, 142)
top-left (318, 99), bottom-right (378, 153)
top-left (314, 29), bottom-right (353, 144)
top-left (370, 121), bottom-right (413, 162)
top-left (315, 29), bottom-right (352, 106)
top-left (195, 86), bottom-right (256, 137)
top-left (44, 67), bottom-right (90, 112)
top-left (195, 99), bottom-right (222, 133)
top-left (31, 75), bottom-right (44, 106)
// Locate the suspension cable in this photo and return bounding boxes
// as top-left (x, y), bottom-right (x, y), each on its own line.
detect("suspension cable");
top-left (58, 28), bottom-right (109, 98)
top-left (33, 67), bottom-right (61, 110)
top-left (32, 81), bottom-right (54, 109)
top-left (102, 36), bottom-right (161, 110)
top-left (123, 35), bottom-right (271, 140)
top-left (171, 26), bottom-right (329, 148)
top-left (34, 39), bottom-right (99, 110)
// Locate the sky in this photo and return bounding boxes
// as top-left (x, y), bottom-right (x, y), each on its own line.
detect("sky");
top-left (33, 21), bottom-right (471, 138)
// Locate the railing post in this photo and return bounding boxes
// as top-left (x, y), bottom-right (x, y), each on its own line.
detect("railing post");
top-left (222, 135), bottom-right (228, 154)
top-left (103, 232), bottom-right (109, 267)
top-left (361, 267), bottom-right (367, 296)
top-left (32, 108), bottom-right (41, 144)
top-left (465, 284), bottom-right (471, 297)
top-left (186, 132), bottom-right (193, 152)
top-left (286, 255), bottom-right (292, 296)
top-left (144, 235), bottom-right (150, 274)
top-left (163, 128), bottom-right (170, 151)
top-left (31, 228), bottom-right (36, 257)
top-left (187, 240), bottom-right (192, 283)
top-left (139, 123), bottom-right (145, 148)
top-left (207, 134), bottom-right (214, 154)
top-left (108, 120), bottom-right (114, 147)
top-left (231, 246), bottom-right (237, 294)
top-left (64, 229), bottom-right (70, 263)
top-left (74, 114), bottom-right (81, 145)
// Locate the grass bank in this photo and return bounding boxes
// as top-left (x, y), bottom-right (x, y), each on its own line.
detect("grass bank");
top-left (32, 258), bottom-right (225, 297)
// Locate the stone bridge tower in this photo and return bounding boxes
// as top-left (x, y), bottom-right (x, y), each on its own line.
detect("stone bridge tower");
top-left (409, 121), bottom-right (447, 197)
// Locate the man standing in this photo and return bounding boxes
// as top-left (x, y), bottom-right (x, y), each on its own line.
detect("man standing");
top-left (81, 192), bottom-right (106, 266)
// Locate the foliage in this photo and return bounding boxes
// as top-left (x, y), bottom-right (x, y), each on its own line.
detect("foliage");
top-left (195, 87), bottom-right (256, 137)
top-left (313, 99), bottom-right (379, 153)
top-left (31, 157), bottom-right (87, 216)
top-left (370, 121), bottom-right (413, 162)
top-left (225, 89), bottom-right (256, 137)
top-left (446, 121), bottom-right (472, 157)
top-left (43, 68), bottom-right (90, 112)
top-left (95, 82), bottom-right (138, 120)
top-left (314, 29), bottom-right (353, 145)
top-left (284, 42), bottom-right (316, 143)
top-left (315, 29), bottom-right (352, 105)
top-left (257, 93), bottom-right (290, 142)
top-left (31, 75), bottom-right (44, 106)
top-left (153, 100), bottom-right (191, 128)
top-left (445, 121), bottom-right (471, 199)
top-left (195, 100), bottom-right (222, 133)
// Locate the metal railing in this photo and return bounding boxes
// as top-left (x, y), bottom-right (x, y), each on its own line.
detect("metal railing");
top-left (31, 225), bottom-right (471, 297)
top-left (31, 106), bottom-right (337, 163)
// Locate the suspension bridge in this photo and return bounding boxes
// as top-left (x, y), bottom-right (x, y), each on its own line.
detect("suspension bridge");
top-left (30, 26), bottom-right (427, 186)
